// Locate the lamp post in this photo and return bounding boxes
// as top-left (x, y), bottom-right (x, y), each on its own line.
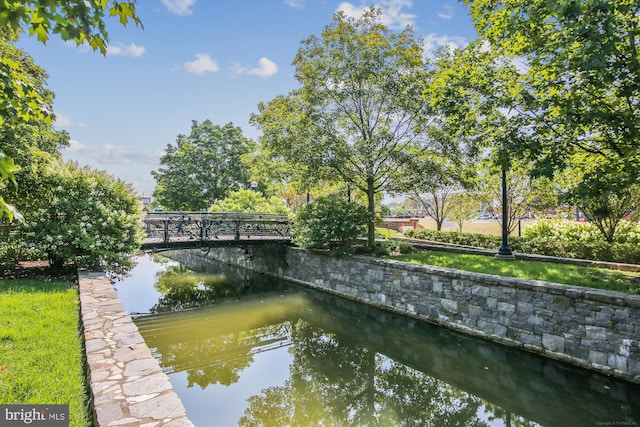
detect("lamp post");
top-left (496, 167), bottom-right (515, 259)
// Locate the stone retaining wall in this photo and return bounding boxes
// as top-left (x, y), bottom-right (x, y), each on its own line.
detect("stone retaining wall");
top-left (174, 245), bottom-right (640, 383)
top-left (78, 271), bottom-right (194, 426)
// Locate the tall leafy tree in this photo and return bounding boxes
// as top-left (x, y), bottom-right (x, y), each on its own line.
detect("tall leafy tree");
top-left (456, 1), bottom-right (640, 242)
top-left (251, 7), bottom-right (431, 247)
top-left (465, 0), bottom-right (640, 180)
top-left (152, 120), bottom-right (255, 211)
top-left (0, 32), bottom-right (70, 206)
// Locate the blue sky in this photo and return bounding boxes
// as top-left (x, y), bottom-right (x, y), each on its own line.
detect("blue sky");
top-left (17, 0), bottom-right (479, 197)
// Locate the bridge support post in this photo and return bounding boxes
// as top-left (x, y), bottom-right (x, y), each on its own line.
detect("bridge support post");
top-left (163, 219), bottom-right (169, 244)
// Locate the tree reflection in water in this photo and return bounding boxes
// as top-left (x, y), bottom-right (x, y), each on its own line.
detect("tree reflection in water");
top-left (132, 255), bottom-right (640, 427)
top-left (149, 261), bottom-right (290, 314)
top-left (138, 295), bottom-right (535, 426)
top-left (239, 321), bottom-right (491, 427)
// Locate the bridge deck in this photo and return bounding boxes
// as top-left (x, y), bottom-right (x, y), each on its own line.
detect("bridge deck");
top-left (142, 211), bottom-right (293, 250)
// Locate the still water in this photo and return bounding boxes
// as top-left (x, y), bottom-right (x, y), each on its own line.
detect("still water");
top-left (115, 253), bottom-right (640, 427)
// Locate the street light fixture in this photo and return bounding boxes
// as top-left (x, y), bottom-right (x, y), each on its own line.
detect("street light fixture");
top-left (496, 167), bottom-right (515, 259)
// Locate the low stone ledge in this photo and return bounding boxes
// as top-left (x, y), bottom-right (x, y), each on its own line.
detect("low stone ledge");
top-left (78, 271), bottom-right (194, 427)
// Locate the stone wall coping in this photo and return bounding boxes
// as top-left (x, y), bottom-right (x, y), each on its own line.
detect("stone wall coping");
top-left (78, 270), bottom-right (194, 427)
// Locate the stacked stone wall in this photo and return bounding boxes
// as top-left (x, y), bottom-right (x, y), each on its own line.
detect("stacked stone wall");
top-left (174, 245), bottom-right (640, 383)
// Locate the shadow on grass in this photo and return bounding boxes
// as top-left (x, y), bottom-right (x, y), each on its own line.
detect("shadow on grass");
top-left (0, 261), bottom-right (76, 292)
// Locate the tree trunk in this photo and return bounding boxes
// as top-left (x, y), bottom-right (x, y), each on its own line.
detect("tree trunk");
top-left (367, 176), bottom-right (376, 248)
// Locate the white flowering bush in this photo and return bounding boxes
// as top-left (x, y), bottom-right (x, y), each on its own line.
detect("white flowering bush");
top-left (14, 161), bottom-right (144, 272)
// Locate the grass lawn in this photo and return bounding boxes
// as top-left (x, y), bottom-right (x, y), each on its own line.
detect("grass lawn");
top-left (376, 227), bottom-right (404, 239)
top-left (387, 250), bottom-right (640, 294)
top-left (0, 278), bottom-right (91, 427)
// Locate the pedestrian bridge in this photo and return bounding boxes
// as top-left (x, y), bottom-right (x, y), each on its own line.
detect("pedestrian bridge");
top-left (142, 212), bottom-right (293, 250)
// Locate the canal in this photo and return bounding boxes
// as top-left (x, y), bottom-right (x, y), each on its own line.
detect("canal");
top-left (114, 253), bottom-right (640, 427)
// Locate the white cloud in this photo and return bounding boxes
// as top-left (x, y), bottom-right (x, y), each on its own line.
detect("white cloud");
top-left (64, 140), bottom-right (162, 166)
top-left (247, 57), bottom-right (278, 78)
top-left (54, 113), bottom-right (86, 128)
top-left (106, 43), bottom-right (145, 57)
top-left (62, 140), bottom-right (161, 195)
top-left (423, 33), bottom-right (467, 54)
top-left (284, 0), bottom-right (304, 8)
top-left (230, 58), bottom-right (278, 78)
top-left (337, 0), bottom-right (417, 30)
top-left (229, 62), bottom-right (246, 77)
top-left (437, 4), bottom-right (454, 21)
top-left (181, 53), bottom-right (219, 74)
top-left (161, 0), bottom-right (195, 16)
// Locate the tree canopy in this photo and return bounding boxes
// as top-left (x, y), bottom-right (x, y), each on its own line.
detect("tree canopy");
top-left (0, 1), bottom-right (141, 221)
top-left (0, 0), bottom-right (141, 53)
top-left (465, 0), bottom-right (640, 178)
top-left (252, 7), bottom-right (431, 247)
top-left (152, 120), bottom-right (255, 211)
top-left (209, 189), bottom-right (290, 215)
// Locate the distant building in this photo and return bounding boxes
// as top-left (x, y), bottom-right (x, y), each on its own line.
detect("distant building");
top-left (140, 196), bottom-right (152, 209)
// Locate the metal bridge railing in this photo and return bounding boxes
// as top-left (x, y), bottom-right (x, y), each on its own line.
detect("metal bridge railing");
top-left (142, 212), bottom-right (293, 248)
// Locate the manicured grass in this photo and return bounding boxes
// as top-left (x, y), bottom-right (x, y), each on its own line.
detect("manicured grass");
top-left (376, 227), bottom-right (404, 238)
top-left (0, 279), bottom-right (91, 427)
top-left (387, 250), bottom-right (640, 294)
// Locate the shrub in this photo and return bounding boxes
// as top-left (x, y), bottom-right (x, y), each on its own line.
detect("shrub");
top-left (12, 161), bottom-right (144, 273)
top-left (403, 219), bottom-right (640, 264)
top-left (293, 196), bottom-right (369, 255)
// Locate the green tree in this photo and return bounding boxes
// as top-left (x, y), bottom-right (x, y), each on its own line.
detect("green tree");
top-left (0, 30), bottom-right (62, 221)
top-left (0, 0), bottom-right (141, 53)
top-left (394, 148), bottom-right (476, 231)
top-left (0, 1), bottom-right (141, 220)
top-left (251, 7), bottom-right (430, 248)
top-left (466, 0), bottom-right (640, 180)
top-left (448, 192), bottom-right (481, 233)
top-left (152, 120), bottom-right (255, 211)
top-left (13, 160), bottom-right (144, 272)
top-left (209, 189), bottom-right (291, 215)
top-left (561, 153), bottom-right (639, 243)
top-left (0, 33), bottom-right (71, 212)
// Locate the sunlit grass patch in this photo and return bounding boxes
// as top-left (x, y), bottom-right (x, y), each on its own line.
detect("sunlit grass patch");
top-left (387, 251), bottom-right (640, 294)
top-left (0, 279), bottom-right (91, 427)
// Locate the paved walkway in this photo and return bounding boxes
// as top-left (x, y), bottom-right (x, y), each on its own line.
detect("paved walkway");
top-left (78, 271), bottom-right (194, 426)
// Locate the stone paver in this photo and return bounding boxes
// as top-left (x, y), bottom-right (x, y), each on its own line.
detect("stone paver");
top-left (78, 271), bottom-right (194, 427)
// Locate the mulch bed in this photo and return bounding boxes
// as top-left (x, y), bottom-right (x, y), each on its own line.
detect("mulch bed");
top-left (0, 261), bottom-right (77, 282)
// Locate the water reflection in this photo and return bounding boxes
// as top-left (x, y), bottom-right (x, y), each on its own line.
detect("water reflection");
top-left (122, 255), bottom-right (640, 426)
